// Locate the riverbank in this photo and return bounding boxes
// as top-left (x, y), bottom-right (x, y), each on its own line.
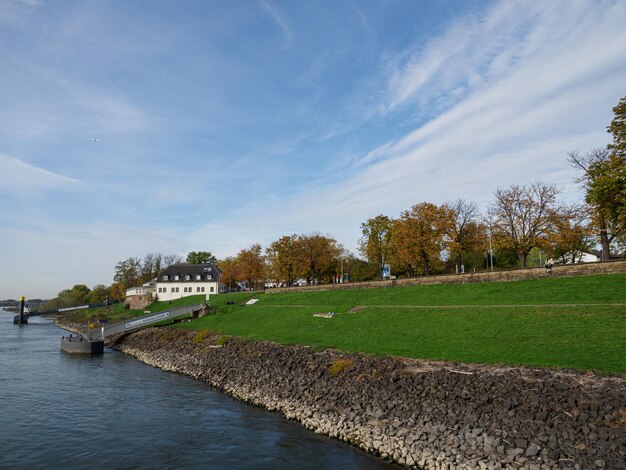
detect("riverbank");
top-left (101, 326), bottom-right (624, 469)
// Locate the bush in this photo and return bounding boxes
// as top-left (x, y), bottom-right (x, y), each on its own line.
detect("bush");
top-left (216, 335), bottom-right (230, 346)
top-left (328, 358), bottom-right (353, 377)
top-left (192, 329), bottom-right (213, 344)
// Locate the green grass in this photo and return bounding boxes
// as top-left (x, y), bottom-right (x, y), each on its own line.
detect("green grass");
top-left (177, 274), bottom-right (626, 374)
top-left (257, 273), bottom-right (626, 307)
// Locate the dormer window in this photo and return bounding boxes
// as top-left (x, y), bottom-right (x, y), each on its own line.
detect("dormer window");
top-left (207, 274), bottom-right (213, 280)
top-left (163, 275), bottom-right (169, 281)
top-left (174, 275), bottom-right (180, 281)
top-left (185, 274), bottom-right (191, 281)
top-left (196, 274), bottom-right (201, 281)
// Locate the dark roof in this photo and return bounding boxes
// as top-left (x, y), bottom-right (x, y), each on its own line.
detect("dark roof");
top-left (157, 263), bottom-right (221, 282)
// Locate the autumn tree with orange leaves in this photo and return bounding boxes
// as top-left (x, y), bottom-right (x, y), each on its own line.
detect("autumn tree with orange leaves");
top-left (298, 233), bottom-right (344, 285)
top-left (391, 202), bottom-right (453, 276)
top-left (265, 234), bottom-right (302, 286)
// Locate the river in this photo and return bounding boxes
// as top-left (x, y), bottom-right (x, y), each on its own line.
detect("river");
top-left (0, 309), bottom-right (390, 469)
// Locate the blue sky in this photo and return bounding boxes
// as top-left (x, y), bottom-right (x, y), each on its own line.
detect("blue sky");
top-left (1, 0), bottom-right (625, 299)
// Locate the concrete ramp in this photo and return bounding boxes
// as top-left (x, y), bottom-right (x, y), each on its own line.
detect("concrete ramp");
top-left (103, 304), bottom-right (204, 337)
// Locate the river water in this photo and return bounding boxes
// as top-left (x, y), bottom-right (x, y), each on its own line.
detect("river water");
top-left (0, 309), bottom-right (389, 469)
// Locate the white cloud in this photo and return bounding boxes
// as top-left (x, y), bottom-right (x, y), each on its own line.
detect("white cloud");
top-left (0, 154), bottom-right (80, 192)
top-left (187, 0), bottom-right (626, 257)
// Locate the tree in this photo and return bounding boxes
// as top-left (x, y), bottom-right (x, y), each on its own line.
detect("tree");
top-left (545, 206), bottom-right (593, 264)
top-left (266, 235), bottom-right (302, 286)
top-left (569, 148), bottom-right (625, 259)
top-left (43, 284), bottom-right (92, 309)
top-left (235, 244), bottom-right (266, 290)
top-left (297, 233), bottom-right (343, 284)
top-left (608, 95), bottom-right (626, 158)
top-left (186, 251), bottom-right (217, 264)
top-left (342, 253), bottom-right (378, 282)
top-left (140, 252), bottom-right (163, 283)
top-left (88, 284), bottom-right (110, 304)
top-left (359, 215), bottom-right (393, 279)
top-left (217, 256), bottom-right (238, 291)
top-left (113, 257), bottom-right (142, 289)
top-left (488, 182), bottom-right (560, 268)
top-left (391, 202), bottom-right (453, 276)
top-left (162, 253), bottom-right (183, 268)
top-left (446, 199), bottom-right (485, 271)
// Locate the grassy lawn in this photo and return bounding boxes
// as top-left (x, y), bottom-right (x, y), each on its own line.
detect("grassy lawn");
top-left (59, 274), bottom-right (626, 373)
top-left (178, 274), bottom-right (626, 374)
top-left (53, 295), bottom-right (209, 325)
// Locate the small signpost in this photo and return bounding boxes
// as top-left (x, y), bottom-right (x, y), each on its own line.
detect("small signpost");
top-left (382, 264), bottom-right (391, 279)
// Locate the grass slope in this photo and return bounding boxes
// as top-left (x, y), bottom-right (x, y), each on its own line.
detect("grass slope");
top-left (181, 274), bottom-right (626, 374)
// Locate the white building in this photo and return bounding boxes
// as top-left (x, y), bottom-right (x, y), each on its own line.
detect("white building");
top-left (154, 263), bottom-right (221, 301)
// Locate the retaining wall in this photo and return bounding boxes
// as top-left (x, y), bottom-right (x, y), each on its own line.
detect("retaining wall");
top-left (267, 260), bottom-right (626, 294)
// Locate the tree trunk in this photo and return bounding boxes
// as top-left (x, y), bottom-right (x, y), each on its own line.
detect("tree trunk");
top-left (422, 255), bottom-right (430, 276)
top-left (519, 252), bottom-right (527, 268)
top-left (600, 229), bottom-right (611, 261)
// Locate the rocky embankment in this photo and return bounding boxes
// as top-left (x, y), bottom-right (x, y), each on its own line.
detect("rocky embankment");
top-left (104, 328), bottom-right (625, 470)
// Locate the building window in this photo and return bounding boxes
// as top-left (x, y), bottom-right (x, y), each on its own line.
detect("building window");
top-left (174, 275), bottom-right (180, 281)
top-left (201, 287), bottom-right (205, 292)
top-left (207, 274), bottom-right (212, 280)
top-left (196, 274), bottom-right (201, 280)
top-left (210, 286), bottom-right (215, 293)
top-left (174, 287), bottom-right (179, 293)
top-left (196, 287), bottom-right (200, 292)
top-left (163, 275), bottom-right (169, 281)
top-left (185, 274), bottom-right (191, 281)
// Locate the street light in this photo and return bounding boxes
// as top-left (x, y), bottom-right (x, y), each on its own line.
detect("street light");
top-left (488, 224), bottom-right (494, 271)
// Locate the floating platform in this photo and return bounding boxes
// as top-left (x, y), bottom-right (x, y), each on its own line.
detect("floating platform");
top-left (60, 335), bottom-right (104, 355)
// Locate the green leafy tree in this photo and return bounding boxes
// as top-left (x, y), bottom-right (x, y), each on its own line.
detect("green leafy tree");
top-left (568, 97), bottom-right (626, 260)
top-left (88, 284), bottom-right (110, 304)
top-left (186, 251), bottom-right (217, 264)
top-left (608, 95), bottom-right (626, 158)
top-left (569, 147), bottom-right (625, 259)
top-left (113, 257), bottom-right (142, 288)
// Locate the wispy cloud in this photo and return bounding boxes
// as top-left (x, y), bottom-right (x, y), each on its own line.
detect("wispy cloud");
top-left (259, 0), bottom-right (292, 40)
top-left (1, 0), bottom-right (624, 299)
top-left (188, 0), bottom-right (626, 257)
top-left (0, 154), bottom-right (80, 192)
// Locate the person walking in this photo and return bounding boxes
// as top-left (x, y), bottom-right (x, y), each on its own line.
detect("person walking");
top-left (545, 257), bottom-right (554, 274)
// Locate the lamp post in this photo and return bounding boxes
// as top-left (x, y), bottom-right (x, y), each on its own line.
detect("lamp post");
top-left (488, 225), bottom-right (494, 271)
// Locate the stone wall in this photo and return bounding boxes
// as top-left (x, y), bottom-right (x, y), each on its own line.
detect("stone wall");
top-left (267, 260), bottom-right (626, 294)
top-left (124, 294), bottom-right (152, 310)
top-left (110, 329), bottom-right (625, 470)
